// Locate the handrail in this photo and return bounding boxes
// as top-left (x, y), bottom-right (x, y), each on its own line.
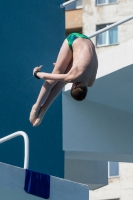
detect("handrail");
top-left (88, 15), bottom-right (133, 38)
top-left (0, 131), bottom-right (29, 169)
top-left (60, 0), bottom-right (78, 8)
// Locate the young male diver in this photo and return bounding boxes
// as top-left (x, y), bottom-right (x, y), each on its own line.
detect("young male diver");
top-left (29, 33), bottom-right (98, 126)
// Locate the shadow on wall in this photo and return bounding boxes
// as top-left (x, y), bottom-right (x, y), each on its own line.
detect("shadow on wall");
top-left (89, 64), bottom-right (133, 113)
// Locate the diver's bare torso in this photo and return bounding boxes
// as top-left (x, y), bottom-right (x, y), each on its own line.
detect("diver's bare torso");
top-left (68, 38), bottom-right (98, 86)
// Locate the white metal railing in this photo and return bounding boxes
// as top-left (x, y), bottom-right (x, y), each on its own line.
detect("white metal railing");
top-left (88, 15), bottom-right (133, 38)
top-left (60, 0), bottom-right (78, 8)
top-left (0, 131), bottom-right (29, 169)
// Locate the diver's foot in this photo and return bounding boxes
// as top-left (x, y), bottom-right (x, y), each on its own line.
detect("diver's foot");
top-left (33, 107), bottom-right (46, 127)
top-left (29, 104), bottom-right (39, 124)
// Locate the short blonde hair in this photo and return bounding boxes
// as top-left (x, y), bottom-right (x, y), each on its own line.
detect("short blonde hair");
top-left (70, 86), bottom-right (88, 101)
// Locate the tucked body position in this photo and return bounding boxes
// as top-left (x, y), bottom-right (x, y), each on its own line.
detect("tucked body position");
top-left (29, 33), bottom-right (98, 126)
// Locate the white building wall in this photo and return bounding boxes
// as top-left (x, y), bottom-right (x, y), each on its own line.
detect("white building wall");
top-left (81, 2), bottom-right (133, 199)
top-left (90, 162), bottom-right (133, 200)
top-left (64, 1), bottom-right (133, 197)
top-left (82, 0), bottom-right (133, 54)
top-left (63, 37), bottom-right (133, 199)
top-left (63, 39), bottom-right (133, 162)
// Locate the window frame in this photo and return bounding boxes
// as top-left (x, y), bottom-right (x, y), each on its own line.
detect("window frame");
top-left (96, 0), bottom-right (118, 6)
top-left (96, 23), bottom-right (119, 47)
top-left (108, 162), bottom-right (119, 178)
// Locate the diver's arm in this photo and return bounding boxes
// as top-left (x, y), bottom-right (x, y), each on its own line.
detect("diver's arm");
top-left (35, 71), bottom-right (69, 82)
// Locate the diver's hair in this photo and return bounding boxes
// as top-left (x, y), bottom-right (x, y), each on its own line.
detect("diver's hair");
top-left (71, 86), bottom-right (88, 101)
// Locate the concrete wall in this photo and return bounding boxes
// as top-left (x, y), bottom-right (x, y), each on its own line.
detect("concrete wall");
top-left (0, 0), bottom-right (65, 177)
top-left (63, 39), bottom-right (133, 161)
top-left (65, 158), bottom-right (108, 190)
top-left (63, 92), bottom-right (133, 162)
top-left (0, 162), bottom-right (89, 200)
top-left (62, 38), bottom-right (133, 188)
top-left (82, 0), bottom-right (133, 54)
top-left (90, 162), bottom-right (133, 200)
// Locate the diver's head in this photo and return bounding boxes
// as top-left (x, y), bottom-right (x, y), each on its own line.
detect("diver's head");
top-left (70, 82), bottom-right (88, 101)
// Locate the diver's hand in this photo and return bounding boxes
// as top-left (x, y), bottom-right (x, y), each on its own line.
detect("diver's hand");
top-left (33, 65), bottom-right (43, 76)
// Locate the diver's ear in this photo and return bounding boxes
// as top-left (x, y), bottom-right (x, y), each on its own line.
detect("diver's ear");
top-left (72, 83), bottom-right (76, 89)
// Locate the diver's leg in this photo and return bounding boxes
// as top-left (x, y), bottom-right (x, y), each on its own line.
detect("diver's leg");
top-left (29, 80), bottom-right (55, 124)
top-left (52, 39), bottom-right (72, 74)
top-left (33, 81), bottom-right (66, 126)
top-left (35, 40), bottom-right (72, 107)
top-left (33, 60), bottom-right (73, 126)
top-left (29, 39), bottom-right (72, 124)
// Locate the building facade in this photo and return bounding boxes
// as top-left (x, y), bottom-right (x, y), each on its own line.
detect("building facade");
top-left (66, 0), bottom-right (133, 53)
top-left (65, 1), bottom-right (133, 200)
top-left (83, 0), bottom-right (133, 54)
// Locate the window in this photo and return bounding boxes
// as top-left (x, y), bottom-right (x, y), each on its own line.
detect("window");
top-left (96, 24), bottom-right (118, 46)
top-left (108, 162), bottom-right (119, 178)
top-left (65, 0), bottom-right (82, 10)
top-left (97, 0), bottom-right (117, 6)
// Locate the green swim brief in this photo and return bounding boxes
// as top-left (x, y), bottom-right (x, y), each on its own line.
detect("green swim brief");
top-left (66, 32), bottom-right (90, 51)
